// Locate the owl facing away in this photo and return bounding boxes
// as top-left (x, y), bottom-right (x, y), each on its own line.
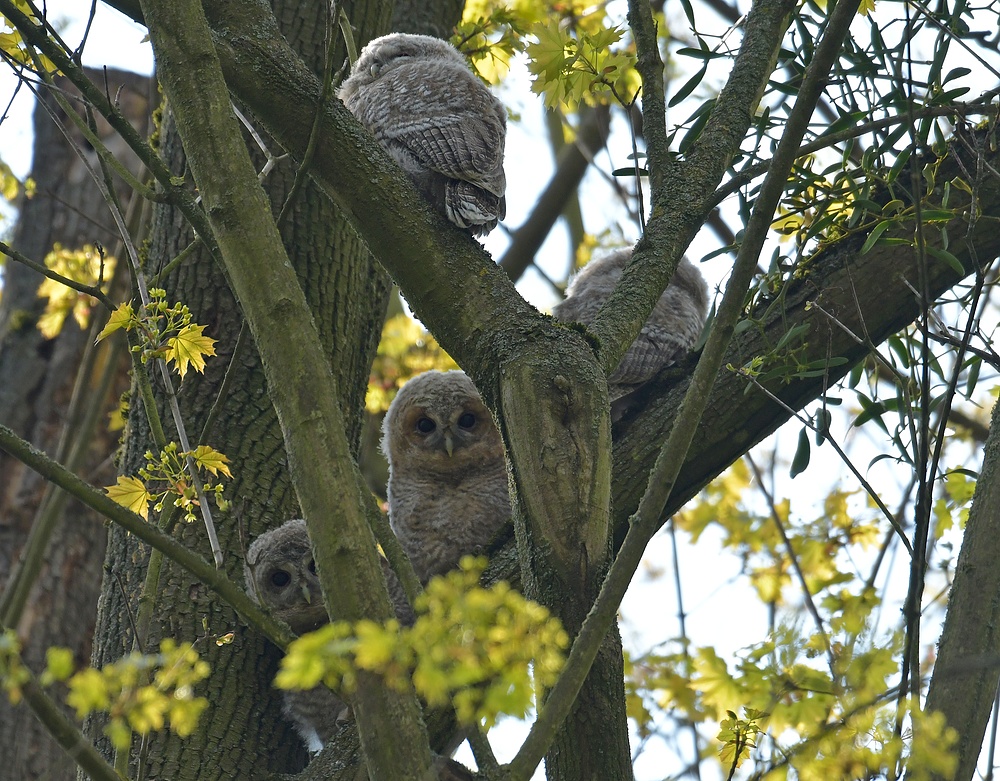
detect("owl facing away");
top-left (245, 518), bottom-right (414, 753)
top-left (553, 249), bottom-right (709, 403)
top-left (337, 33), bottom-right (507, 236)
top-left (382, 370), bottom-right (511, 582)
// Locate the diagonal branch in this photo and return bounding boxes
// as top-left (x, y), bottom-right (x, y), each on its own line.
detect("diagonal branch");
top-left (0, 423), bottom-right (292, 648)
top-left (591, 0), bottom-right (797, 383)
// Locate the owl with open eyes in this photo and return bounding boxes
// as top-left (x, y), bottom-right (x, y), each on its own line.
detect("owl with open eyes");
top-left (337, 32), bottom-right (507, 236)
top-left (382, 370), bottom-right (511, 582)
top-left (245, 518), bottom-right (414, 753)
top-left (553, 249), bottom-right (709, 410)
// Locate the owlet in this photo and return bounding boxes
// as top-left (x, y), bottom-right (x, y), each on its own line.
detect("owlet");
top-left (382, 370), bottom-right (510, 582)
top-left (553, 249), bottom-right (709, 405)
top-left (337, 33), bottom-right (507, 235)
top-left (244, 518), bottom-right (413, 753)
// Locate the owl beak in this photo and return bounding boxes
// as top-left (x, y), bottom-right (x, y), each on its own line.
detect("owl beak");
top-left (444, 430), bottom-right (454, 457)
top-left (301, 583), bottom-right (313, 605)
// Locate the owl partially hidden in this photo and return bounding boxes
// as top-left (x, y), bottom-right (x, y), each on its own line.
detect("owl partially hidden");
top-left (244, 518), bottom-right (413, 753)
top-left (337, 33), bottom-right (506, 236)
top-left (553, 249), bottom-right (709, 408)
top-left (382, 370), bottom-right (511, 582)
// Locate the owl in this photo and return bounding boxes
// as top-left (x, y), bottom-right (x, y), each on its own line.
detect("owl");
top-left (553, 249), bottom-right (709, 406)
top-left (337, 33), bottom-right (507, 236)
top-left (382, 370), bottom-right (511, 582)
top-left (244, 518), bottom-right (414, 753)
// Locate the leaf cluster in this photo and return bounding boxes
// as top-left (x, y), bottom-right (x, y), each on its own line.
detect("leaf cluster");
top-left (97, 288), bottom-right (217, 380)
top-left (36, 243), bottom-right (116, 338)
top-left (0, 4), bottom-right (57, 71)
top-left (63, 638), bottom-right (210, 750)
top-left (0, 631), bottom-right (209, 751)
top-left (105, 442), bottom-right (232, 522)
top-left (277, 557), bottom-right (569, 727)
top-left (526, 21), bottom-right (638, 110)
top-left (366, 313), bottom-right (458, 414)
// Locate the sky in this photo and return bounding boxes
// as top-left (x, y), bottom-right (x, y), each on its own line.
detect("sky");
top-left (2, 1), bottom-right (999, 779)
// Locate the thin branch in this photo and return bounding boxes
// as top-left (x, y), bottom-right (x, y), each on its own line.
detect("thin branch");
top-left (0, 331), bottom-right (125, 628)
top-left (592, 0), bottom-right (797, 382)
top-left (711, 97), bottom-right (1000, 209)
top-left (0, 628), bottom-right (124, 781)
top-left (0, 241), bottom-right (115, 310)
top-left (498, 104), bottom-right (611, 282)
top-left (17, 41), bottom-right (226, 567)
top-left (668, 517), bottom-right (702, 779)
top-left (507, 0), bottom-right (863, 772)
top-left (0, 0), bottom-right (223, 259)
top-left (736, 368), bottom-right (913, 554)
top-left (745, 454), bottom-right (834, 674)
top-left (0, 423), bottom-right (294, 649)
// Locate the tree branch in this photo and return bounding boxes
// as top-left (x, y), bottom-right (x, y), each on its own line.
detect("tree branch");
top-left (0, 423), bottom-right (293, 648)
top-left (135, 0), bottom-right (435, 776)
top-left (499, 104), bottom-right (611, 282)
top-left (592, 0), bottom-right (797, 383)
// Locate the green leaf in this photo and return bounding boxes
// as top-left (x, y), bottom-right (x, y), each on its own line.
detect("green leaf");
top-left (790, 427), bottom-right (811, 478)
top-left (165, 323), bottom-right (217, 379)
top-left (814, 408), bottom-right (832, 445)
top-left (96, 302), bottom-right (134, 343)
top-left (669, 62), bottom-right (708, 107)
top-left (924, 245), bottom-right (964, 275)
top-left (189, 445), bottom-right (232, 478)
top-left (860, 220), bottom-right (892, 254)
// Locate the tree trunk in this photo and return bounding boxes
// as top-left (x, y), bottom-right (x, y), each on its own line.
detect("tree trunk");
top-left (0, 69), bottom-right (151, 781)
top-left (86, 1), bottom-right (394, 777)
top-left (925, 393), bottom-right (1000, 781)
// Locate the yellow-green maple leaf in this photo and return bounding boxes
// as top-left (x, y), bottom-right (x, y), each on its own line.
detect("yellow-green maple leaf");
top-left (105, 475), bottom-right (152, 519)
top-left (96, 302), bottom-right (135, 343)
top-left (189, 445), bottom-right (232, 478)
top-left (165, 323), bottom-right (216, 379)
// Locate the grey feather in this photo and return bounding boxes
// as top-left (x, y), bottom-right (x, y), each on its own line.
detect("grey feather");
top-left (338, 33), bottom-right (506, 236)
top-left (244, 518), bottom-right (413, 753)
top-left (382, 370), bottom-right (511, 582)
top-left (553, 249), bottom-right (709, 400)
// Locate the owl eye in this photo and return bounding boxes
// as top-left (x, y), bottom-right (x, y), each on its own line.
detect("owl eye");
top-left (307, 559), bottom-right (317, 575)
top-left (416, 417), bottom-right (436, 434)
top-left (270, 569), bottom-right (292, 588)
top-left (457, 412), bottom-right (476, 429)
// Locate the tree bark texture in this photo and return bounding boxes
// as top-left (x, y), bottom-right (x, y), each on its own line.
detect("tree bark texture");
top-left (86, 2), bottom-right (395, 777)
top-left (925, 393), bottom-right (1000, 781)
top-left (0, 69), bottom-right (151, 781)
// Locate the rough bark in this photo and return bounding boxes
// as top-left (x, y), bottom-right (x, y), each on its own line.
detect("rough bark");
top-left (0, 68), bottom-right (150, 781)
top-left (86, 1), bottom-right (396, 778)
top-left (3, 1), bottom-right (997, 779)
top-left (925, 400), bottom-right (1000, 781)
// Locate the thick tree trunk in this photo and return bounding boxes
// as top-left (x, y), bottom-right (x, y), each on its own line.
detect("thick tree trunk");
top-left (86, 2), bottom-right (394, 777)
top-left (0, 69), bottom-right (150, 781)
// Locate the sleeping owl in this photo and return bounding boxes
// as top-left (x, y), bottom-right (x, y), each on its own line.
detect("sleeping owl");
top-left (337, 33), bottom-right (507, 235)
top-left (553, 249), bottom-right (709, 407)
top-left (382, 370), bottom-right (511, 582)
top-left (245, 518), bottom-right (413, 753)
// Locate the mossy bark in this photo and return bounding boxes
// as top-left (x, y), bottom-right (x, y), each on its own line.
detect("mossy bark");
top-left (87, 1), bottom-right (394, 778)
